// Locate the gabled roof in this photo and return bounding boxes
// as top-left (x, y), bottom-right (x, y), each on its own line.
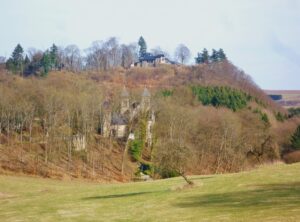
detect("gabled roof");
top-left (139, 53), bottom-right (165, 62)
top-left (111, 113), bottom-right (128, 125)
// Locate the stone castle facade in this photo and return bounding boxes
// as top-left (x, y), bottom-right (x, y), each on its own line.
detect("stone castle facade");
top-left (101, 87), bottom-right (155, 145)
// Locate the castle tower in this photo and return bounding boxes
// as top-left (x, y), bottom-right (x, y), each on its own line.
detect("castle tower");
top-left (146, 110), bottom-right (155, 147)
top-left (141, 87), bottom-right (151, 111)
top-left (120, 86), bottom-right (130, 115)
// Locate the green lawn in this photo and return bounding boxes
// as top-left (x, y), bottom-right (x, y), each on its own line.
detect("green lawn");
top-left (0, 163), bottom-right (300, 222)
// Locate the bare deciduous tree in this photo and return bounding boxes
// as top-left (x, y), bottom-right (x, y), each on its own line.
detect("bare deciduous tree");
top-left (175, 44), bottom-right (191, 64)
top-left (121, 43), bottom-right (138, 68)
top-left (105, 37), bottom-right (121, 68)
top-left (153, 103), bottom-right (195, 185)
top-left (86, 38), bottom-right (122, 70)
top-left (63, 44), bottom-right (82, 72)
top-left (150, 46), bottom-right (169, 58)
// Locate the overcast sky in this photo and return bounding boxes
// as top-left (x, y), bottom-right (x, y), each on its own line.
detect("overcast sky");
top-left (0, 0), bottom-right (299, 89)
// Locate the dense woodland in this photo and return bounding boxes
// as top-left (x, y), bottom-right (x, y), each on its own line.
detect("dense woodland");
top-left (0, 38), bottom-right (300, 182)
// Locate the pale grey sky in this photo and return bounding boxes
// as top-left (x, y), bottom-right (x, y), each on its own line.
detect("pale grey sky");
top-left (0, 0), bottom-right (299, 89)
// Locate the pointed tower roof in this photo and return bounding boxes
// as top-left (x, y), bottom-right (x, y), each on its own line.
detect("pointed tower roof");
top-left (102, 100), bottom-right (111, 110)
top-left (121, 86), bottom-right (129, 97)
top-left (142, 87), bottom-right (151, 97)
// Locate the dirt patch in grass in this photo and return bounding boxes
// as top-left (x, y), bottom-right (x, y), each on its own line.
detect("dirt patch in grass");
top-left (0, 192), bottom-right (16, 199)
top-left (171, 182), bottom-right (202, 191)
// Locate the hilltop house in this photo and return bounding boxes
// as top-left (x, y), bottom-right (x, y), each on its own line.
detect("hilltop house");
top-left (133, 53), bottom-right (176, 67)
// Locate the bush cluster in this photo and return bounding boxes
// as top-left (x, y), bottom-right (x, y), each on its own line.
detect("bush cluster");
top-left (192, 86), bottom-right (250, 111)
top-left (129, 140), bottom-right (143, 161)
top-left (291, 125), bottom-right (300, 150)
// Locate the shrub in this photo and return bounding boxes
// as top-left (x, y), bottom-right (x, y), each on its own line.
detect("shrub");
top-left (253, 108), bottom-right (270, 125)
top-left (139, 163), bottom-right (153, 175)
top-left (158, 168), bottom-right (180, 179)
top-left (161, 89), bottom-right (173, 97)
top-left (261, 113), bottom-right (270, 125)
top-left (253, 108), bottom-right (260, 114)
top-left (275, 112), bottom-right (286, 122)
top-left (129, 140), bottom-right (143, 161)
top-left (288, 107), bottom-right (300, 118)
top-left (291, 125), bottom-right (300, 150)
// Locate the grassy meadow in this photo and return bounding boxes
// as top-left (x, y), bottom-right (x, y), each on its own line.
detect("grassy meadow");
top-left (0, 163), bottom-right (300, 222)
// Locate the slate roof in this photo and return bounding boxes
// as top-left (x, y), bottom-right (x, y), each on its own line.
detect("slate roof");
top-left (102, 101), bottom-right (111, 110)
top-left (139, 53), bottom-right (164, 62)
top-left (111, 113), bottom-right (128, 125)
top-left (138, 53), bottom-right (178, 65)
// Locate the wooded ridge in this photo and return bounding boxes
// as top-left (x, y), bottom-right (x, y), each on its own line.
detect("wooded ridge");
top-left (0, 62), bottom-right (299, 182)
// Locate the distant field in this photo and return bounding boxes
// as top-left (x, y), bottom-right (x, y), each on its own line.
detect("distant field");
top-left (0, 163), bottom-right (300, 222)
top-left (265, 90), bottom-right (300, 108)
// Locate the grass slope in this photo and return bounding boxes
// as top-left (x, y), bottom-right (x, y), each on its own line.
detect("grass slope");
top-left (0, 163), bottom-right (300, 222)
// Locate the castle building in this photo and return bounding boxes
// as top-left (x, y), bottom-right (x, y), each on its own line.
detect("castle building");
top-left (101, 87), bottom-right (155, 144)
top-left (120, 86), bottom-right (130, 115)
top-left (141, 88), bottom-right (151, 111)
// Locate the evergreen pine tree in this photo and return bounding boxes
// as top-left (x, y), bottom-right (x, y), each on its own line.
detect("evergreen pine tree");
top-left (218, 48), bottom-right (227, 61)
top-left (195, 52), bottom-right (203, 64)
top-left (9, 44), bottom-right (24, 75)
top-left (50, 44), bottom-right (58, 70)
top-left (138, 36), bottom-right (147, 57)
top-left (202, 48), bottom-right (209, 63)
top-left (24, 55), bottom-right (30, 65)
top-left (291, 125), bottom-right (300, 150)
top-left (5, 58), bottom-right (14, 71)
top-left (41, 51), bottom-right (51, 76)
top-left (23, 55), bottom-right (30, 75)
top-left (210, 49), bottom-right (219, 63)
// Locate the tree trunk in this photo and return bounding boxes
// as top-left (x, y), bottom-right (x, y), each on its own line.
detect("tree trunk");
top-left (180, 172), bottom-right (194, 185)
top-left (20, 120), bottom-right (24, 148)
top-left (7, 119), bottom-right (10, 145)
top-left (29, 121), bottom-right (32, 152)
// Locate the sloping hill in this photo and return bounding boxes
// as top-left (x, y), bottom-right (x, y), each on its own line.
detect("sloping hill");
top-left (0, 62), bottom-right (298, 181)
top-left (0, 163), bottom-right (299, 222)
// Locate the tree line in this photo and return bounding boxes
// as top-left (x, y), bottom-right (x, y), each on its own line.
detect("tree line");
top-left (4, 38), bottom-right (139, 76)
top-left (2, 37), bottom-right (230, 76)
top-left (195, 48), bottom-right (227, 64)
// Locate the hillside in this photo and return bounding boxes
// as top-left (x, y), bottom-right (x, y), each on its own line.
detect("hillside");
top-left (0, 62), bottom-right (299, 181)
top-left (0, 163), bottom-right (299, 221)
